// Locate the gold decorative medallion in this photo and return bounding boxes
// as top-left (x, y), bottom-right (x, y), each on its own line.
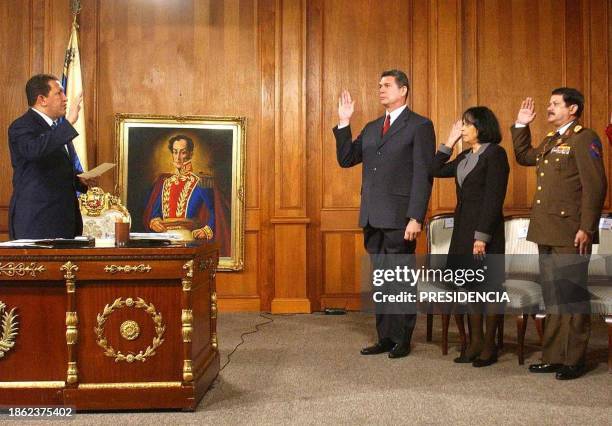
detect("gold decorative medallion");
top-left (120, 320), bottom-right (140, 340)
top-left (0, 301), bottom-right (19, 358)
top-left (95, 297), bottom-right (165, 363)
top-left (0, 262), bottom-right (46, 278)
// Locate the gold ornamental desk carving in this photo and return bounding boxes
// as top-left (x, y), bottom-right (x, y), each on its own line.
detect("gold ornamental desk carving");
top-left (0, 262), bottom-right (46, 277)
top-left (0, 243), bottom-right (219, 411)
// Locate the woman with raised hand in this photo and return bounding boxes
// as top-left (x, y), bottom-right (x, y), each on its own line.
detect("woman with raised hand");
top-left (431, 106), bottom-right (509, 367)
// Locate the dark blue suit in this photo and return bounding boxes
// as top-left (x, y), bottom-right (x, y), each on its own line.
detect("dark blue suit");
top-left (334, 107), bottom-right (436, 345)
top-left (8, 109), bottom-right (85, 239)
top-left (334, 108), bottom-right (435, 227)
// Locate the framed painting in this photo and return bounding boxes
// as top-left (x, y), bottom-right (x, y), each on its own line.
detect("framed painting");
top-left (114, 114), bottom-right (246, 271)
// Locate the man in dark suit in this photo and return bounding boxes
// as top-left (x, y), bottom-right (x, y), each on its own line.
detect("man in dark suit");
top-left (8, 74), bottom-right (92, 239)
top-left (512, 88), bottom-right (607, 380)
top-left (333, 69), bottom-right (436, 358)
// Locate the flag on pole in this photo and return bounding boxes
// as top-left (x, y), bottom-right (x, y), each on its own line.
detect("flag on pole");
top-left (62, 21), bottom-right (87, 172)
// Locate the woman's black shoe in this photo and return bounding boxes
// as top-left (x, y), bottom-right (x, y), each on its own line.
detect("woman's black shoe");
top-left (472, 354), bottom-right (498, 367)
top-left (453, 353), bottom-right (478, 363)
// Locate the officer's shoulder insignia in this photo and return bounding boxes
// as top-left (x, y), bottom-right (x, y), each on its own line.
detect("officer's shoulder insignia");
top-left (574, 125), bottom-right (582, 133)
top-left (589, 139), bottom-right (602, 158)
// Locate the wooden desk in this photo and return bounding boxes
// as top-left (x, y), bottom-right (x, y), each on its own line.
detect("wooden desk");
top-left (0, 243), bottom-right (219, 411)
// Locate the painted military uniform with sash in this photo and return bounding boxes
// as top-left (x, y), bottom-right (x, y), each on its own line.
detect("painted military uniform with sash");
top-left (512, 94), bottom-right (607, 378)
top-left (143, 161), bottom-right (215, 241)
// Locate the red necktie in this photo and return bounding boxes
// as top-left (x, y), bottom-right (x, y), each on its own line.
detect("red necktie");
top-left (382, 114), bottom-right (390, 136)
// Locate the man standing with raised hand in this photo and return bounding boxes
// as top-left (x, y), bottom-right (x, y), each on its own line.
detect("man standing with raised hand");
top-left (512, 88), bottom-right (607, 380)
top-left (8, 74), bottom-right (93, 239)
top-left (333, 69), bottom-right (435, 358)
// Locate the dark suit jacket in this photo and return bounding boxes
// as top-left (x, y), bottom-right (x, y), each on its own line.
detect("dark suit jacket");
top-left (333, 108), bottom-right (436, 229)
top-left (431, 144), bottom-right (509, 255)
top-left (8, 109), bottom-right (86, 239)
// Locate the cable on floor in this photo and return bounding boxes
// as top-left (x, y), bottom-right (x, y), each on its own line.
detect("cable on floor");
top-left (219, 313), bottom-right (276, 372)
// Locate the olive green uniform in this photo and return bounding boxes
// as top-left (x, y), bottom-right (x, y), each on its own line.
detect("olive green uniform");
top-left (512, 121), bottom-right (607, 365)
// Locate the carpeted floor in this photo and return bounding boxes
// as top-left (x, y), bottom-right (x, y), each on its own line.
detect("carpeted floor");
top-left (39, 312), bottom-right (611, 425)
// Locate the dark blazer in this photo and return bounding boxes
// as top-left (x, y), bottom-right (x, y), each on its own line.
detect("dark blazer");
top-left (333, 108), bottom-right (436, 229)
top-left (431, 144), bottom-right (509, 255)
top-left (8, 109), bottom-right (86, 239)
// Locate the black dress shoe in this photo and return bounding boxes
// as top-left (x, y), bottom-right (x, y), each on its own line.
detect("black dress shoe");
top-left (472, 354), bottom-right (497, 368)
top-left (453, 353), bottom-right (478, 363)
top-left (555, 364), bottom-right (586, 380)
top-left (388, 343), bottom-right (410, 359)
top-left (528, 363), bottom-right (563, 373)
top-left (360, 341), bottom-right (394, 355)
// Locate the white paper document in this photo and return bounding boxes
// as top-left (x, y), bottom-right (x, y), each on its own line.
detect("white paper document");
top-left (78, 162), bottom-right (115, 179)
top-left (129, 232), bottom-right (183, 240)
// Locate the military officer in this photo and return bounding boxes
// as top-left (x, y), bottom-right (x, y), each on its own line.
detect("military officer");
top-left (512, 88), bottom-right (607, 380)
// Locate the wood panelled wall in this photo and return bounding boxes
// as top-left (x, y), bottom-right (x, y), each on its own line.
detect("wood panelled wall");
top-left (1, 0), bottom-right (610, 312)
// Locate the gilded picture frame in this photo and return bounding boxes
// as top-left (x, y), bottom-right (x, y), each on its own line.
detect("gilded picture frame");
top-left (114, 113), bottom-right (246, 271)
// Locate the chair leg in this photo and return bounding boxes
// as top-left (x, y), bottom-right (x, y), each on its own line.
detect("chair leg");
top-left (516, 314), bottom-right (528, 365)
top-left (605, 315), bottom-right (612, 373)
top-left (467, 315), bottom-right (472, 344)
top-left (454, 314), bottom-right (466, 356)
top-left (497, 314), bottom-right (504, 350)
top-left (533, 314), bottom-right (545, 345)
top-left (426, 313), bottom-right (433, 342)
top-left (441, 314), bottom-right (450, 355)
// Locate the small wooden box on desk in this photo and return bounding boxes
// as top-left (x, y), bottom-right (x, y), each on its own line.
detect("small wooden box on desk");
top-left (0, 242), bottom-right (219, 411)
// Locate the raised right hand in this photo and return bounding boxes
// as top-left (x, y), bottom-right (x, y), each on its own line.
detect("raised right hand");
top-left (516, 97), bottom-right (536, 125)
top-left (66, 92), bottom-right (83, 125)
top-left (445, 120), bottom-right (462, 148)
top-left (338, 89), bottom-right (355, 126)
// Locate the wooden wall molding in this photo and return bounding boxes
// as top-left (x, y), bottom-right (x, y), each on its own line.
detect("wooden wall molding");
top-left (0, 0), bottom-right (609, 312)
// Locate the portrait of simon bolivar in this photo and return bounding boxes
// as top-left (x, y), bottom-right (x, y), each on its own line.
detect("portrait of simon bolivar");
top-left (115, 115), bottom-right (246, 269)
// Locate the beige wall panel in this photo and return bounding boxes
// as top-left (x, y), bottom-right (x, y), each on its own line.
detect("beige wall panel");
top-left (321, 0), bottom-right (411, 210)
top-left (476, 0), bottom-right (564, 211)
top-left (584, 0), bottom-right (610, 209)
top-left (0, 2), bottom-right (32, 211)
top-left (322, 231), bottom-right (364, 296)
top-left (276, 0), bottom-right (305, 212)
top-left (429, 0), bottom-right (461, 213)
top-left (217, 231), bottom-right (259, 297)
top-left (94, 0), bottom-right (260, 203)
top-left (274, 224), bottom-right (306, 298)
